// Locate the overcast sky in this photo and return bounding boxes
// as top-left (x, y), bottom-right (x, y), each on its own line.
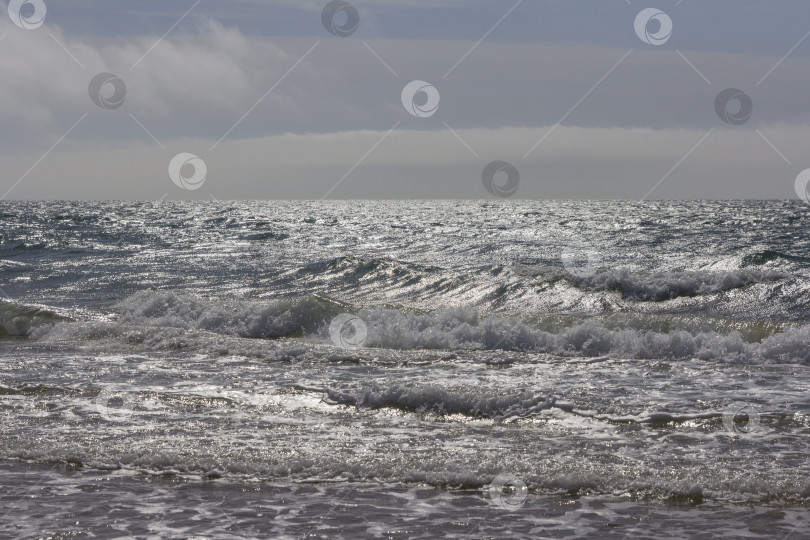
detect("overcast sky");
top-left (1, 0), bottom-right (809, 199)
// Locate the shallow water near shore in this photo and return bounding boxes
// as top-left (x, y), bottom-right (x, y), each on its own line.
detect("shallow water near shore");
top-left (2, 463), bottom-right (807, 539)
top-left (1, 200), bottom-right (809, 537)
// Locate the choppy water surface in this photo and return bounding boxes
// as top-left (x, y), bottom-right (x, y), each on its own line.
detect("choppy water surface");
top-left (1, 200), bottom-right (809, 538)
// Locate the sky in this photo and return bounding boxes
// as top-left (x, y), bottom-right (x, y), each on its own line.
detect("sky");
top-left (1, 0), bottom-right (809, 199)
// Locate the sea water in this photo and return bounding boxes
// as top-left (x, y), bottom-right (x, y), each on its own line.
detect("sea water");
top-left (1, 200), bottom-right (808, 538)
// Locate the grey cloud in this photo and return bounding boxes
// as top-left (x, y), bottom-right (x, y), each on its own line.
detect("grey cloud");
top-left (1, 4), bottom-right (808, 200)
top-left (2, 124), bottom-right (806, 200)
top-left (2, 17), bottom-right (809, 150)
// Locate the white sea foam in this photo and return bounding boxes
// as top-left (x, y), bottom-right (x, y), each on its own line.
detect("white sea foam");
top-left (29, 290), bottom-right (810, 365)
top-left (356, 306), bottom-right (810, 364)
top-left (5, 438), bottom-right (809, 504)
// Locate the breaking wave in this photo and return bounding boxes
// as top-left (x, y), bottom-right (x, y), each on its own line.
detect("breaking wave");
top-left (27, 290), bottom-right (810, 365)
top-left (322, 384), bottom-right (562, 419)
top-left (0, 300), bottom-right (69, 337)
top-left (567, 268), bottom-right (785, 301)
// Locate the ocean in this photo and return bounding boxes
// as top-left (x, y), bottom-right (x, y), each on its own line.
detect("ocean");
top-left (0, 200), bottom-right (808, 538)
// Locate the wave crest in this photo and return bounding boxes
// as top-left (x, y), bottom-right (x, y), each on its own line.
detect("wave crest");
top-left (323, 384), bottom-right (558, 419)
top-left (116, 290), bottom-right (343, 339)
top-left (0, 300), bottom-right (68, 337)
top-left (27, 290), bottom-right (810, 365)
top-left (568, 268), bottom-right (785, 301)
